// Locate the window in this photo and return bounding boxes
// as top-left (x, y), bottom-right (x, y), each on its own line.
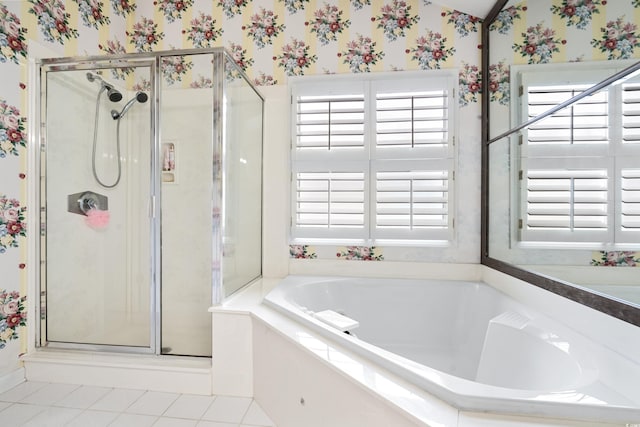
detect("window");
top-left (290, 72), bottom-right (457, 243)
top-left (516, 64), bottom-right (640, 245)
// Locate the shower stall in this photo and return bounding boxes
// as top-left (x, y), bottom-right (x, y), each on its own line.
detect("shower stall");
top-left (35, 48), bottom-right (263, 357)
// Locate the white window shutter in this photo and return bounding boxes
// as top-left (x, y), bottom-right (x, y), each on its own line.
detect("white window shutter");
top-left (292, 161), bottom-right (368, 240)
top-left (372, 160), bottom-right (452, 240)
top-left (295, 94), bottom-right (365, 150)
top-left (520, 158), bottom-right (612, 243)
top-left (616, 157), bottom-right (640, 243)
top-left (622, 82), bottom-right (640, 145)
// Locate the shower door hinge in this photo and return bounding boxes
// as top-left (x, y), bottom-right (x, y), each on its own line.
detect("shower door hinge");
top-left (518, 219), bottom-right (523, 229)
top-left (518, 170), bottom-right (523, 180)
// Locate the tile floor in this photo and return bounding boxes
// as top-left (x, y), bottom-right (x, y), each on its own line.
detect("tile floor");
top-left (0, 381), bottom-right (276, 427)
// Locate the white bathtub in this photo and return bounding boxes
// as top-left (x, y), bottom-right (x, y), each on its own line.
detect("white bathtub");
top-left (263, 275), bottom-right (640, 423)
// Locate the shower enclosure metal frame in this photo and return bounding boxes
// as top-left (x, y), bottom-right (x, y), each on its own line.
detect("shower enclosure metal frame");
top-left (33, 48), bottom-right (264, 355)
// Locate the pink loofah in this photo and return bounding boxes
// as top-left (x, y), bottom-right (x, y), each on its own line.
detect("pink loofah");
top-left (85, 208), bottom-right (110, 229)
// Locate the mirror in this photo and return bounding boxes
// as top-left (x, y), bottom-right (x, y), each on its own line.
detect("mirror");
top-left (483, 0), bottom-right (640, 326)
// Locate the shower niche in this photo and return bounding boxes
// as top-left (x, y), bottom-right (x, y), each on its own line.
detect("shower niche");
top-left (36, 49), bottom-right (264, 357)
top-left (161, 142), bottom-right (177, 183)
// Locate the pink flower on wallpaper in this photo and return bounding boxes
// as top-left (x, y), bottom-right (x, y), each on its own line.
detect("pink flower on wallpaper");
top-left (228, 42), bottom-right (254, 72)
top-left (253, 72), bottom-right (277, 86)
top-left (161, 53), bottom-right (193, 85)
top-left (28, 0), bottom-right (79, 44)
top-left (0, 288), bottom-right (27, 349)
top-left (337, 246), bottom-right (383, 261)
top-left (551, 0), bottom-right (601, 29)
top-left (375, 0), bottom-right (419, 42)
top-left (289, 245), bottom-right (317, 259)
top-left (0, 4), bottom-right (28, 64)
top-left (410, 30), bottom-right (454, 70)
top-left (73, 0), bottom-right (111, 29)
top-left (0, 196), bottom-right (26, 254)
top-left (488, 60), bottom-right (510, 105)
top-left (458, 62), bottom-right (481, 107)
top-left (309, 3), bottom-right (350, 46)
top-left (157, 0), bottom-right (194, 23)
top-left (219, 0), bottom-right (249, 18)
top-left (341, 34), bottom-right (384, 73)
top-left (276, 38), bottom-right (317, 76)
top-left (186, 11), bottom-right (222, 48)
top-left (247, 8), bottom-right (284, 49)
top-left (489, 5), bottom-right (522, 34)
top-left (513, 22), bottom-right (561, 64)
top-left (280, 0), bottom-right (310, 14)
top-left (591, 17), bottom-right (640, 59)
top-left (446, 10), bottom-right (481, 37)
top-left (111, 0), bottom-right (136, 16)
top-left (0, 99), bottom-right (27, 157)
top-left (127, 17), bottom-right (164, 52)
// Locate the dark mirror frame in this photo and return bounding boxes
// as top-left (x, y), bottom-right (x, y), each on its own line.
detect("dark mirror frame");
top-left (481, 0), bottom-right (640, 327)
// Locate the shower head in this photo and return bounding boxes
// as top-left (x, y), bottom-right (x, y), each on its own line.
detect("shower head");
top-left (111, 91), bottom-right (148, 120)
top-left (87, 72), bottom-right (123, 102)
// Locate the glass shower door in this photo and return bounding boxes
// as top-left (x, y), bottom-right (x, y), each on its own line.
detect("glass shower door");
top-left (42, 63), bottom-right (154, 350)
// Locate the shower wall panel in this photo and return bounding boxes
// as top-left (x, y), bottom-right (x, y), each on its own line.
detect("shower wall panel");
top-left (160, 87), bottom-right (213, 357)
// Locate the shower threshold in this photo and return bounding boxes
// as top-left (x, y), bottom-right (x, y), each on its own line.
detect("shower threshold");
top-left (20, 349), bottom-right (212, 395)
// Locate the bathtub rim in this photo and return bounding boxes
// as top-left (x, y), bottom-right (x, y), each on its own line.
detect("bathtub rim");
top-left (262, 274), bottom-right (640, 423)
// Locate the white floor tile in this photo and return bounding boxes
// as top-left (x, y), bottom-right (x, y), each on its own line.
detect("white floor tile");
top-left (126, 390), bottom-right (180, 416)
top-left (241, 401), bottom-right (275, 426)
top-left (153, 417), bottom-right (199, 427)
top-left (201, 395), bottom-right (252, 423)
top-left (195, 422), bottom-right (238, 427)
top-left (163, 394), bottom-right (216, 419)
top-left (22, 406), bottom-right (83, 426)
top-left (90, 387), bottom-right (145, 412)
top-left (54, 385), bottom-right (112, 409)
top-left (20, 382), bottom-right (79, 406)
top-left (66, 409), bottom-right (120, 427)
top-left (109, 412), bottom-right (158, 427)
top-left (0, 403), bottom-right (47, 424)
top-left (0, 401), bottom-right (11, 411)
top-left (0, 381), bottom-right (48, 402)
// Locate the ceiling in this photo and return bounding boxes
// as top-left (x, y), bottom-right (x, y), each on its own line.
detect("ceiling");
top-left (431, 0), bottom-right (498, 18)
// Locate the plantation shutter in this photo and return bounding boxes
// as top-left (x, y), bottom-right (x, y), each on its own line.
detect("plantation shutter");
top-left (616, 157), bottom-right (640, 243)
top-left (295, 94), bottom-right (365, 151)
top-left (372, 160), bottom-right (451, 240)
top-left (520, 158), bottom-right (612, 243)
top-left (622, 82), bottom-right (640, 145)
top-left (525, 85), bottom-right (609, 147)
top-left (292, 164), bottom-right (368, 239)
top-left (290, 72), bottom-right (456, 242)
top-left (375, 89), bottom-right (449, 149)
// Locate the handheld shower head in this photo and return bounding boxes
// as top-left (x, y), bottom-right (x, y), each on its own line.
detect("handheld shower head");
top-left (111, 91), bottom-right (149, 120)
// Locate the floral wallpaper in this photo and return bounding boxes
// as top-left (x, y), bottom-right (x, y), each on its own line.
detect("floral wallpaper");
top-left (591, 251), bottom-right (640, 267)
top-left (488, 0), bottom-right (640, 103)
